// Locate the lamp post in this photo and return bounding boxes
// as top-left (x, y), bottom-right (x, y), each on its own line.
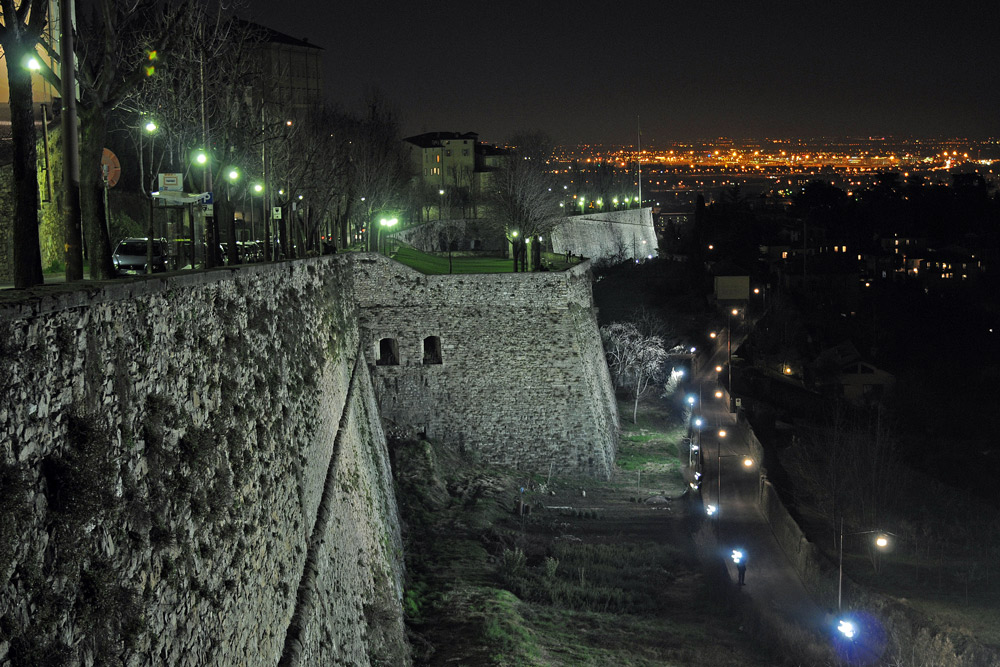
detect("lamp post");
top-left (727, 308), bottom-right (739, 412)
top-left (194, 149), bottom-right (217, 268)
top-left (251, 183), bottom-right (264, 256)
top-left (225, 168), bottom-right (240, 265)
top-left (509, 230), bottom-right (520, 271)
top-left (838, 519), bottom-right (891, 611)
top-left (144, 120), bottom-right (157, 273)
top-left (438, 189), bottom-right (445, 220)
top-left (378, 217), bottom-right (398, 255)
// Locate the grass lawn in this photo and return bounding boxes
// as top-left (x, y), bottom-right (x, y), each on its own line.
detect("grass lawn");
top-left (388, 245), bottom-right (581, 275)
top-left (613, 397), bottom-right (687, 497)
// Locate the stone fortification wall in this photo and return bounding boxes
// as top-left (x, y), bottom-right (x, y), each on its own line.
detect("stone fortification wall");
top-left (0, 258), bottom-right (407, 666)
top-left (549, 208), bottom-right (658, 263)
top-left (392, 218), bottom-right (505, 253)
top-left (353, 254), bottom-right (619, 478)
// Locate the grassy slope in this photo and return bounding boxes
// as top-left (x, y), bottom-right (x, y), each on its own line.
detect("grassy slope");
top-left (394, 397), bottom-right (788, 666)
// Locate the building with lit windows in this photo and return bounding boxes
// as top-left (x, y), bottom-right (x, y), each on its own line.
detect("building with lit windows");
top-left (403, 132), bottom-right (508, 219)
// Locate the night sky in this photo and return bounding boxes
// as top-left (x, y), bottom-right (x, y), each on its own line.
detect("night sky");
top-left (244, 0), bottom-right (1000, 145)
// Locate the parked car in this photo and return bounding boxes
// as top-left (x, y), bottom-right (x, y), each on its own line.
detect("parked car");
top-left (113, 238), bottom-right (168, 275)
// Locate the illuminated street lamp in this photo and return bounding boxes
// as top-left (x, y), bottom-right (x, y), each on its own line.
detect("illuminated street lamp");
top-left (250, 183), bottom-right (264, 249)
top-left (837, 619), bottom-right (856, 639)
top-left (378, 217), bottom-right (398, 255)
top-left (143, 119), bottom-right (158, 273)
top-left (838, 519), bottom-right (892, 611)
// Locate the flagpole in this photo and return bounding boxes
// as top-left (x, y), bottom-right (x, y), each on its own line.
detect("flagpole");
top-left (636, 114), bottom-right (642, 208)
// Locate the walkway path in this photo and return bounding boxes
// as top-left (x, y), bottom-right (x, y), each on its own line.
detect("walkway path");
top-left (696, 328), bottom-right (831, 636)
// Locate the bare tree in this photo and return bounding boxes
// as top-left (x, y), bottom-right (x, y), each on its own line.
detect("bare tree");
top-left (487, 131), bottom-right (562, 271)
top-left (347, 91), bottom-right (410, 251)
top-left (601, 322), bottom-right (668, 423)
top-left (0, 0), bottom-right (49, 287)
top-left (784, 402), bottom-right (897, 565)
top-left (69, 0), bottom-right (192, 278)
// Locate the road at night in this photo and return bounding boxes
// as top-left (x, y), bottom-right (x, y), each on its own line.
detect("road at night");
top-left (696, 328), bottom-right (831, 637)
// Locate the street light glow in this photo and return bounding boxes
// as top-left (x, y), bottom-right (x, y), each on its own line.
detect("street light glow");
top-left (227, 169), bottom-right (239, 181)
top-left (837, 619), bottom-right (856, 639)
top-left (876, 535), bottom-right (888, 548)
top-left (145, 121), bottom-right (157, 133)
top-left (743, 457), bottom-right (754, 467)
top-left (715, 390), bottom-right (723, 398)
top-left (706, 504), bottom-right (717, 516)
top-left (715, 365), bottom-right (723, 372)
top-left (718, 429), bottom-right (727, 438)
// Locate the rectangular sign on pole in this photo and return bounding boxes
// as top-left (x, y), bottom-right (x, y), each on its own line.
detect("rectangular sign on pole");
top-left (272, 207), bottom-right (282, 220)
top-left (158, 173), bottom-right (184, 192)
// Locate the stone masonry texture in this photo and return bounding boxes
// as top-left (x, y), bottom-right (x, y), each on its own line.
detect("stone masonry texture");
top-left (549, 208), bottom-right (659, 262)
top-left (353, 254), bottom-right (620, 478)
top-left (0, 257), bottom-right (406, 666)
top-left (0, 251), bottom-right (618, 664)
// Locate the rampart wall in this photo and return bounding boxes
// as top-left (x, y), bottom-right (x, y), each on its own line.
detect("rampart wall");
top-left (353, 254), bottom-right (619, 478)
top-left (0, 258), bottom-right (407, 666)
top-left (392, 208), bottom-right (658, 264)
top-left (549, 208), bottom-right (658, 262)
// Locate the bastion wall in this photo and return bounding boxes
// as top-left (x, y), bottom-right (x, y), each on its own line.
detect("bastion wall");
top-left (549, 208), bottom-right (659, 262)
top-left (353, 254), bottom-right (620, 478)
top-left (390, 208), bottom-right (658, 265)
top-left (0, 258), bottom-right (407, 666)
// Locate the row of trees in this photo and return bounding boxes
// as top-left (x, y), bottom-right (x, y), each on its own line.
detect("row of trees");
top-left (3, 0), bottom-right (410, 287)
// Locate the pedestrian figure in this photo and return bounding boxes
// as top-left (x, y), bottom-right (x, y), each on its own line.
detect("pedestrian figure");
top-left (732, 549), bottom-right (747, 585)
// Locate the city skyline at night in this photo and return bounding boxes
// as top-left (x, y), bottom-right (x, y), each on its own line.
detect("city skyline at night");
top-left (245, 0), bottom-right (1000, 144)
